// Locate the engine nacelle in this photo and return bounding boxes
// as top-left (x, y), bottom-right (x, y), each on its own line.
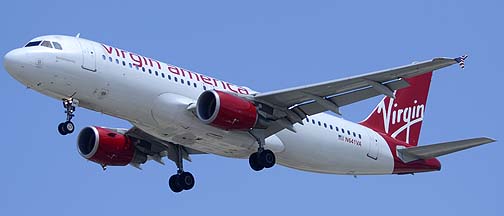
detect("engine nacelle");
top-left (77, 126), bottom-right (147, 166)
top-left (196, 90), bottom-right (258, 130)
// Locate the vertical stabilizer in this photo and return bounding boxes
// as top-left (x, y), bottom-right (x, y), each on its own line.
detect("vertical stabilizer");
top-left (360, 72), bottom-right (433, 146)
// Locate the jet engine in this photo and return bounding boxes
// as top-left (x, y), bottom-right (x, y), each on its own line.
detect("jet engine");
top-left (196, 90), bottom-right (258, 130)
top-left (77, 126), bottom-right (147, 166)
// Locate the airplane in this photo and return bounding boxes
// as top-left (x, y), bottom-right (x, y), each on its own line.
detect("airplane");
top-left (3, 35), bottom-right (495, 193)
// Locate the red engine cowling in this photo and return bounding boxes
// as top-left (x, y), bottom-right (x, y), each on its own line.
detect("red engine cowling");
top-left (77, 126), bottom-right (146, 166)
top-left (196, 90), bottom-right (258, 130)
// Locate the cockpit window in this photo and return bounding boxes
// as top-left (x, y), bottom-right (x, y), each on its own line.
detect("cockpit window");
top-left (52, 42), bottom-right (62, 50)
top-left (41, 41), bottom-right (53, 48)
top-left (25, 41), bottom-right (42, 47)
top-left (24, 40), bottom-right (63, 50)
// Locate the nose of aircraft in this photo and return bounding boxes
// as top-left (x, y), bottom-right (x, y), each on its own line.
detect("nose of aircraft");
top-left (4, 49), bottom-right (23, 72)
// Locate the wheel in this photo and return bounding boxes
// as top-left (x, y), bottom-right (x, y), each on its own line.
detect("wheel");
top-left (169, 174), bottom-right (183, 193)
top-left (249, 152), bottom-right (264, 171)
top-left (179, 172), bottom-right (195, 190)
top-left (259, 149), bottom-right (276, 168)
top-left (58, 123), bottom-right (67, 135)
top-left (63, 121), bottom-right (75, 134)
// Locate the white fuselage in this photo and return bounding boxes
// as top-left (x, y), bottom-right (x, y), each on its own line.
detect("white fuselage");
top-left (4, 35), bottom-right (395, 175)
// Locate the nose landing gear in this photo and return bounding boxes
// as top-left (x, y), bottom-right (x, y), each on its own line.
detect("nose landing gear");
top-left (58, 98), bottom-right (78, 135)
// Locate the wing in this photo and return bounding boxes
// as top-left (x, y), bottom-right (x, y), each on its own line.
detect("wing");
top-left (255, 57), bottom-right (462, 116)
top-left (250, 56), bottom-right (465, 137)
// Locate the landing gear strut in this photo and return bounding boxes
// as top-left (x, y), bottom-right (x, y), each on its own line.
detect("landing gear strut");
top-left (248, 130), bottom-right (276, 171)
top-left (169, 145), bottom-right (195, 193)
top-left (58, 98), bottom-right (78, 135)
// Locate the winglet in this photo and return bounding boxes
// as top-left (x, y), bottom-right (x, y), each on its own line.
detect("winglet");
top-left (454, 54), bottom-right (468, 69)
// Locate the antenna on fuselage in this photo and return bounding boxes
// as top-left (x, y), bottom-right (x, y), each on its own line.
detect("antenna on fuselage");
top-left (75, 33), bottom-right (80, 38)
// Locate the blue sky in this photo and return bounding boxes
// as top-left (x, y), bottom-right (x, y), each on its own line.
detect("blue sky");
top-left (1, 1), bottom-right (501, 215)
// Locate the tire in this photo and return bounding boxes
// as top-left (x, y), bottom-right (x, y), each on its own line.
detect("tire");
top-left (179, 172), bottom-right (195, 190)
top-left (259, 149), bottom-right (276, 168)
top-left (64, 121), bottom-right (75, 134)
top-left (58, 123), bottom-right (67, 135)
top-left (249, 152), bottom-right (264, 171)
top-left (169, 174), bottom-right (183, 193)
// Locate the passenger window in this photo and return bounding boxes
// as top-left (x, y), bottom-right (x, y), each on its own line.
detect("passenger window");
top-left (52, 42), bottom-right (63, 50)
top-left (122, 61), bottom-right (126, 66)
top-left (102, 55), bottom-right (106, 60)
top-left (148, 69), bottom-right (152, 74)
top-left (129, 63), bottom-right (132, 68)
top-left (324, 123), bottom-right (327, 128)
top-left (168, 75), bottom-right (171, 80)
top-left (358, 134), bottom-right (362, 139)
top-left (342, 129), bottom-right (345, 133)
top-left (347, 130), bottom-right (351, 135)
top-left (41, 41), bottom-right (53, 48)
top-left (115, 59), bottom-right (119, 64)
top-left (181, 79), bottom-right (185, 84)
top-left (353, 132), bottom-right (356, 137)
top-left (318, 121), bottom-right (321, 126)
top-left (109, 57), bottom-right (113, 62)
top-left (187, 81), bottom-right (191, 86)
top-left (25, 41), bottom-right (41, 47)
top-left (330, 125), bottom-right (333, 130)
top-left (161, 73), bottom-right (165, 78)
top-left (193, 83), bottom-right (197, 88)
top-left (335, 127), bottom-right (339, 132)
top-left (203, 86), bottom-right (207, 90)
top-left (142, 67), bottom-right (146, 72)
top-left (174, 77), bottom-right (178, 82)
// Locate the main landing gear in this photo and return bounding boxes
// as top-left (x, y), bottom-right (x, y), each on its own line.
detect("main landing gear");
top-left (249, 149), bottom-right (276, 171)
top-left (248, 130), bottom-right (276, 171)
top-left (58, 98), bottom-right (78, 135)
top-left (169, 145), bottom-right (195, 193)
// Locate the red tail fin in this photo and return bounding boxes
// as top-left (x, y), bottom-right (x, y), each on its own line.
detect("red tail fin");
top-left (360, 72), bottom-right (433, 146)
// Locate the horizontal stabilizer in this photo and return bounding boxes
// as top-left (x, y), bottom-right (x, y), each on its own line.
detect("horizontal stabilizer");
top-left (397, 137), bottom-right (495, 163)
